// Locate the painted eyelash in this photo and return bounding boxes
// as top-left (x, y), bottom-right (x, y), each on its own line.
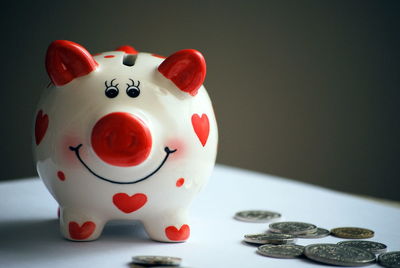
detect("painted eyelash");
top-left (105, 79), bottom-right (119, 88)
top-left (126, 79), bottom-right (140, 88)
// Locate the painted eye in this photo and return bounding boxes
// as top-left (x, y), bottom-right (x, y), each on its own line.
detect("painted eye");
top-left (126, 86), bottom-right (140, 98)
top-left (105, 86), bottom-right (119, 98)
top-left (104, 79), bottom-right (119, 98)
top-left (126, 79), bottom-right (141, 98)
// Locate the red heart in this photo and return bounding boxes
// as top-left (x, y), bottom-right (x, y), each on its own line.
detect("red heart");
top-left (68, 221), bottom-right (96, 240)
top-left (191, 114), bottom-right (210, 147)
top-left (165, 224), bottom-right (190, 241)
top-left (113, 193), bottom-right (147, 213)
top-left (35, 110), bottom-right (49, 145)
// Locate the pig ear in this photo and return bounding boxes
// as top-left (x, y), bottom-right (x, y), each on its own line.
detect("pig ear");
top-left (45, 40), bottom-right (98, 86)
top-left (115, 45), bottom-right (138, 55)
top-left (158, 49), bottom-right (206, 96)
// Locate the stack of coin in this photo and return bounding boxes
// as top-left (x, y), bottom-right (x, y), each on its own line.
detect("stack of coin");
top-left (297, 227), bottom-right (330, 238)
top-left (269, 221), bottom-right (317, 235)
top-left (268, 221), bottom-right (330, 239)
top-left (244, 233), bottom-right (296, 245)
top-left (131, 255), bottom-right (182, 267)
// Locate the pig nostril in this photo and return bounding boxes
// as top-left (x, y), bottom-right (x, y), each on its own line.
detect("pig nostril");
top-left (91, 112), bottom-right (152, 167)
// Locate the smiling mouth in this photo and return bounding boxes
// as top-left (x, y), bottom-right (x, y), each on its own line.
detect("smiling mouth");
top-left (69, 144), bottom-right (177, 184)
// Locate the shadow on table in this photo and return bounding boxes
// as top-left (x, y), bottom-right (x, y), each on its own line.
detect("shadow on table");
top-left (0, 218), bottom-right (154, 262)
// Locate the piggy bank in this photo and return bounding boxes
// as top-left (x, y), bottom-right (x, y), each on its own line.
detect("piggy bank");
top-left (33, 40), bottom-right (217, 242)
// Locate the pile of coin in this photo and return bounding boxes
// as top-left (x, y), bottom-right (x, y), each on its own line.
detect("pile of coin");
top-left (268, 221), bottom-right (329, 238)
top-left (130, 255), bottom-right (183, 267)
top-left (235, 210), bottom-right (400, 267)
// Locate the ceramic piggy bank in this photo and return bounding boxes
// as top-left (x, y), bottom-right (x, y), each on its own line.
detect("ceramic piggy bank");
top-left (33, 40), bottom-right (217, 242)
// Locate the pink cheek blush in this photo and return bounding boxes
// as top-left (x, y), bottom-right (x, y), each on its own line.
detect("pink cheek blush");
top-left (60, 135), bottom-right (81, 167)
top-left (166, 138), bottom-right (186, 159)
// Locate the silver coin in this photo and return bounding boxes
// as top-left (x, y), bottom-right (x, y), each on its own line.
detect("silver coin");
top-left (378, 251), bottom-right (400, 268)
top-left (132, 255), bottom-right (181, 266)
top-left (257, 244), bottom-right (305, 258)
top-left (304, 243), bottom-right (376, 266)
top-left (297, 227), bottom-right (330, 238)
top-left (130, 265), bottom-right (162, 268)
top-left (269, 221), bottom-right (317, 235)
top-left (338, 240), bottom-right (387, 255)
top-left (244, 233), bottom-right (296, 245)
top-left (234, 210), bottom-right (281, 223)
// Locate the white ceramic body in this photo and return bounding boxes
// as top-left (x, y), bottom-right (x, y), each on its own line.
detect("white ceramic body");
top-left (33, 50), bottom-right (218, 242)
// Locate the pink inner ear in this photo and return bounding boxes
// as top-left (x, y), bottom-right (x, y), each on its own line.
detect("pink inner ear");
top-left (158, 49), bottom-right (206, 96)
top-left (46, 40), bottom-right (98, 86)
top-left (115, 45), bottom-right (138, 55)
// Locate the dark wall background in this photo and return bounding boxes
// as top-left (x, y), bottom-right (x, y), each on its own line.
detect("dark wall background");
top-left (1, 1), bottom-right (399, 201)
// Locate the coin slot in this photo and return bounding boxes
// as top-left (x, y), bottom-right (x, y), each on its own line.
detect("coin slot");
top-left (122, 54), bottom-right (137, 66)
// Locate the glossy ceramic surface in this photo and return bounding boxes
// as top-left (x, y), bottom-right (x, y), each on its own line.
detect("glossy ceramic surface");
top-left (33, 40), bottom-right (218, 242)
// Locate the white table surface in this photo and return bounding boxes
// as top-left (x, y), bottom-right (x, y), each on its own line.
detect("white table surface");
top-left (1, 164), bottom-right (399, 268)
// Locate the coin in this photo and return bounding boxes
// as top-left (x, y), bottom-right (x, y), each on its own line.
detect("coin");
top-left (129, 263), bottom-right (189, 268)
top-left (257, 244), bottom-right (304, 258)
top-left (331, 227), bottom-right (374, 239)
top-left (378, 251), bottom-right (400, 268)
top-left (296, 227), bottom-right (330, 238)
top-left (338, 240), bottom-right (387, 255)
top-left (244, 233), bottom-right (296, 245)
top-left (304, 243), bottom-right (376, 266)
top-left (234, 210), bottom-right (281, 223)
top-left (132, 255), bottom-right (181, 266)
top-left (269, 221), bottom-right (317, 235)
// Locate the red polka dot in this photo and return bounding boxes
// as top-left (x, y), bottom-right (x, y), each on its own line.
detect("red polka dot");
top-left (104, 55), bottom-right (115, 58)
top-left (57, 171), bottom-right (66, 181)
top-left (152, 53), bottom-right (166, 59)
top-left (176, 178), bottom-right (185, 187)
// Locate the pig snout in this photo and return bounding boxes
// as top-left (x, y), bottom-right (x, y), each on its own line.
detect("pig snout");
top-left (91, 112), bottom-right (152, 167)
